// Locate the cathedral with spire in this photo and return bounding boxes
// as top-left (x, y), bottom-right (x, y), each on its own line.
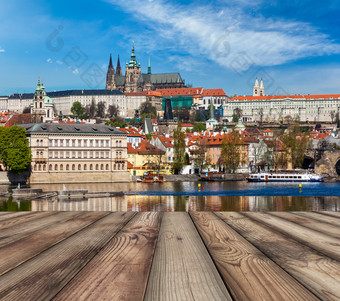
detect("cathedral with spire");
top-left (106, 43), bottom-right (186, 92)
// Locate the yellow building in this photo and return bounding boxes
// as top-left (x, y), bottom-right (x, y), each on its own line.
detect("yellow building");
top-left (127, 140), bottom-right (170, 176)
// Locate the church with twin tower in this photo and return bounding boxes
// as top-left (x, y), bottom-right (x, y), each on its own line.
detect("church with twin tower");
top-left (106, 43), bottom-right (186, 92)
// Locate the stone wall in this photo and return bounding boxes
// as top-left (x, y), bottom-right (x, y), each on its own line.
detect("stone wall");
top-left (315, 150), bottom-right (340, 178)
top-left (29, 171), bottom-right (131, 184)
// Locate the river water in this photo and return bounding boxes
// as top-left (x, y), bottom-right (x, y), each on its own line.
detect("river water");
top-left (1, 181), bottom-right (340, 212)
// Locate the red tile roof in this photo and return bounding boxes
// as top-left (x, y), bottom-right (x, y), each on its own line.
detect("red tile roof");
top-left (5, 113), bottom-right (31, 128)
top-left (127, 141), bottom-right (165, 154)
top-left (201, 89), bottom-right (226, 97)
top-left (156, 87), bottom-right (203, 97)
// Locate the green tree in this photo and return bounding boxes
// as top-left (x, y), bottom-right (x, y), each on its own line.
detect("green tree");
top-left (0, 126), bottom-right (32, 174)
top-left (193, 137), bottom-right (208, 171)
top-left (282, 124), bottom-right (310, 169)
top-left (220, 130), bottom-right (241, 173)
top-left (71, 101), bottom-right (87, 119)
top-left (193, 122), bottom-right (206, 132)
top-left (173, 122), bottom-right (186, 174)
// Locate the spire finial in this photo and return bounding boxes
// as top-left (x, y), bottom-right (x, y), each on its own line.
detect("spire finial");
top-left (109, 53), bottom-right (113, 68)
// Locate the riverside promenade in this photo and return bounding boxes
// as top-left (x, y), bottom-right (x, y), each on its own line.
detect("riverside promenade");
top-left (0, 211), bottom-right (339, 300)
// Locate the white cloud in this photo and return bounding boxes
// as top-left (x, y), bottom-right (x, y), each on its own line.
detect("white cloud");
top-left (56, 60), bottom-right (63, 65)
top-left (0, 46), bottom-right (5, 53)
top-left (72, 68), bottom-right (79, 74)
top-left (107, 0), bottom-right (340, 70)
top-left (46, 58), bottom-right (53, 63)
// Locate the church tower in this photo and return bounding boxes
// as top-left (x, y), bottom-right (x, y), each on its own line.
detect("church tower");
top-left (259, 78), bottom-right (265, 96)
top-left (106, 54), bottom-right (116, 90)
top-left (116, 55), bottom-right (122, 76)
top-left (253, 78), bottom-right (260, 96)
top-left (253, 78), bottom-right (265, 96)
top-left (125, 42), bottom-right (141, 92)
top-left (31, 78), bottom-right (54, 123)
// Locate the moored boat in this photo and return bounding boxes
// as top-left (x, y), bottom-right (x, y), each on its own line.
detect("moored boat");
top-left (247, 171), bottom-right (324, 182)
top-left (137, 172), bottom-right (165, 183)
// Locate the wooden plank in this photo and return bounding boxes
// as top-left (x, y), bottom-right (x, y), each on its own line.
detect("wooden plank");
top-left (295, 211), bottom-right (340, 227)
top-left (0, 211), bottom-right (33, 221)
top-left (316, 211), bottom-right (340, 219)
top-left (244, 212), bottom-right (340, 261)
top-left (269, 212), bottom-right (340, 239)
top-left (217, 212), bottom-right (340, 300)
top-left (190, 212), bottom-right (317, 301)
top-left (0, 211), bottom-right (80, 247)
top-left (145, 212), bottom-right (232, 301)
top-left (0, 211), bottom-right (109, 276)
top-left (54, 212), bottom-right (162, 301)
top-left (0, 212), bottom-right (135, 301)
top-left (0, 211), bottom-right (57, 231)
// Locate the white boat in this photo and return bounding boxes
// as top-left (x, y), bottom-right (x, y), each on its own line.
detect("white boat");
top-left (247, 171), bottom-right (324, 182)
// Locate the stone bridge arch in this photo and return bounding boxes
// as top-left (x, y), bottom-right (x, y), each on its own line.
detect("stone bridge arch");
top-left (315, 150), bottom-right (340, 177)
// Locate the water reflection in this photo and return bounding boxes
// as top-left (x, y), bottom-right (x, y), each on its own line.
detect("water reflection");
top-left (1, 195), bottom-right (336, 212)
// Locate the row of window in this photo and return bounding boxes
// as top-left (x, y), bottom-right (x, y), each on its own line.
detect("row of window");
top-left (33, 163), bottom-right (125, 171)
top-left (36, 139), bottom-right (124, 148)
top-left (48, 151), bottom-right (113, 159)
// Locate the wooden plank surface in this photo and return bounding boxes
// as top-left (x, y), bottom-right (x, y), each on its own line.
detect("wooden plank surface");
top-left (190, 212), bottom-right (317, 301)
top-left (244, 212), bottom-right (340, 261)
top-left (0, 211), bottom-right (32, 221)
top-left (294, 211), bottom-right (340, 227)
top-left (0, 212), bottom-right (135, 301)
top-left (217, 212), bottom-right (340, 300)
top-left (54, 212), bottom-right (162, 301)
top-left (318, 211), bottom-right (340, 218)
top-left (0, 211), bottom-right (109, 276)
top-left (0, 211), bottom-right (79, 247)
top-left (269, 212), bottom-right (340, 239)
top-left (0, 211), bottom-right (56, 231)
top-left (145, 212), bottom-right (232, 301)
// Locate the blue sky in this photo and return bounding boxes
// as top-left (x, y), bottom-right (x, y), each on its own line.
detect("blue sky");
top-left (1, 0), bottom-right (340, 96)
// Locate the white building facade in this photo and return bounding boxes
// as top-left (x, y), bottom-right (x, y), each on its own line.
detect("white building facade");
top-left (223, 94), bottom-right (340, 123)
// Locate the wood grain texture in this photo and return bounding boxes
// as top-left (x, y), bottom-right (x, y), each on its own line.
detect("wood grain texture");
top-left (0, 211), bottom-right (109, 276)
top-left (0, 211), bottom-right (81, 248)
top-left (145, 212), bottom-right (232, 301)
top-left (244, 212), bottom-right (340, 261)
top-left (318, 211), bottom-right (340, 218)
top-left (269, 212), bottom-right (340, 239)
top-left (295, 211), bottom-right (340, 227)
top-left (0, 211), bottom-right (32, 221)
top-left (190, 212), bottom-right (316, 301)
top-left (311, 211), bottom-right (340, 221)
top-left (0, 212), bottom-right (135, 301)
top-left (54, 212), bottom-right (162, 301)
top-left (0, 211), bottom-right (56, 231)
top-left (217, 212), bottom-right (340, 301)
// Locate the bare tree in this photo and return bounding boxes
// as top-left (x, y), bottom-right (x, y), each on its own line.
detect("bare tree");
top-left (258, 108), bottom-right (264, 126)
top-left (330, 110), bottom-right (335, 123)
top-left (108, 104), bottom-right (120, 117)
top-left (97, 101), bottom-right (106, 118)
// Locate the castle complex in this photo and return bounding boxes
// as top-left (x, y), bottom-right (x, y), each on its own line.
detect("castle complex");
top-left (106, 43), bottom-right (186, 92)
